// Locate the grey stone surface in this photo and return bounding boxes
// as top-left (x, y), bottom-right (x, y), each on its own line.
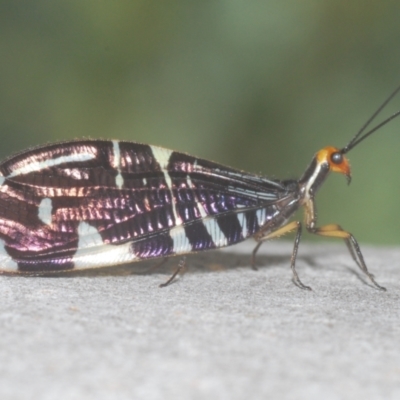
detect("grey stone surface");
top-left (1, 241), bottom-right (400, 400)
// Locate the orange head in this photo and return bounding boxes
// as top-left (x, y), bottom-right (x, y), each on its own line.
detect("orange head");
top-left (316, 146), bottom-right (351, 184)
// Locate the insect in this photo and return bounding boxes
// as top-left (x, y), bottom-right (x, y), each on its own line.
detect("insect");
top-left (0, 88), bottom-right (399, 290)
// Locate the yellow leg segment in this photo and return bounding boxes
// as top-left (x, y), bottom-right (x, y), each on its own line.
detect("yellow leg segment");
top-left (308, 224), bottom-right (386, 291)
top-left (260, 220), bottom-right (300, 240)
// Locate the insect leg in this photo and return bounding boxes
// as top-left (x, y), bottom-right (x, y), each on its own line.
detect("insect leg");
top-left (308, 224), bottom-right (386, 291)
top-left (251, 242), bottom-right (262, 270)
top-left (252, 222), bottom-right (301, 267)
top-left (253, 221), bottom-right (311, 290)
top-left (159, 257), bottom-right (187, 288)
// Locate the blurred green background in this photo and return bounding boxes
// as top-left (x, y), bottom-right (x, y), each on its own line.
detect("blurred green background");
top-left (0, 1), bottom-right (399, 244)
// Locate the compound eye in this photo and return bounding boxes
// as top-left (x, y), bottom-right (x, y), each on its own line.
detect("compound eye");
top-left (331, 152), bottom-right (343, 164)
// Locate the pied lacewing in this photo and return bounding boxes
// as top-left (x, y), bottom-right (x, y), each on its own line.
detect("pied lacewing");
top-left (0, 87), bottom-right (399, 290)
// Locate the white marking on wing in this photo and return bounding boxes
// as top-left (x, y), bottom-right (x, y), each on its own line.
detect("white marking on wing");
top-left (112, 140), bottom-right (124, 189)
top-left (186, 174), bottom-right (208, 218)
top-left (196, 202), bottom-right (208, 218)
top-left (237, 212), bottom-right (247, 238)
top-left (256, 208), bottom-right (266, 228)
top-left (149, 146), bottom-right (172, 169)
top-left (170, 225), bottom-right (192, 254)
top-left (8, 152), bottom-right (96, 177)
top-left (73, 222), bottom-right (136, 269)
top-left (38, 198), bottom-right (52, 225)
top-left (150, 145), bottom-right (182, 225)
top-left (0, 238), bottom-right (18, 271)
top-left (203, 217), bottom-right (228, 247)
top-left (186, 175), bottom-right (192, 188)
top-left (115, 174), bottom-right (124, 189)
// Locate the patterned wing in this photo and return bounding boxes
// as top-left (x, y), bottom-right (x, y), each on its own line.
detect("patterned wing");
top-left (0, 140), bottom-right (293, 272)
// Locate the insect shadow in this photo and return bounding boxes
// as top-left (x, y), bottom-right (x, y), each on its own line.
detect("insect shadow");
top-left (295, 252), bottom-right (378, 289)
top-left (22, 250), bottom-right (286, 278)
top-left (22, 247), bottom-right (374, 289)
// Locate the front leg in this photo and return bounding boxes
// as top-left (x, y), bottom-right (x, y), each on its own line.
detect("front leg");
top-left (303, 196), bottom-right (385, 291)
top-left (307, 223), bottom-right (386, 291)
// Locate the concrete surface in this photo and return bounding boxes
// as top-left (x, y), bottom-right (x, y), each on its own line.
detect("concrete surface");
top-left (1, 241), bottom-right (400, 400)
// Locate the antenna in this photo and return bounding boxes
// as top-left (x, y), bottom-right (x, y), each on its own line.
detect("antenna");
top-left (341, 85), bottom-right (400, 154)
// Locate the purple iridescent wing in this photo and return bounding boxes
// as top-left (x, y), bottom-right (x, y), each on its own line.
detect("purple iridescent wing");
top-left (0, 140), bottom-right (291, 272)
